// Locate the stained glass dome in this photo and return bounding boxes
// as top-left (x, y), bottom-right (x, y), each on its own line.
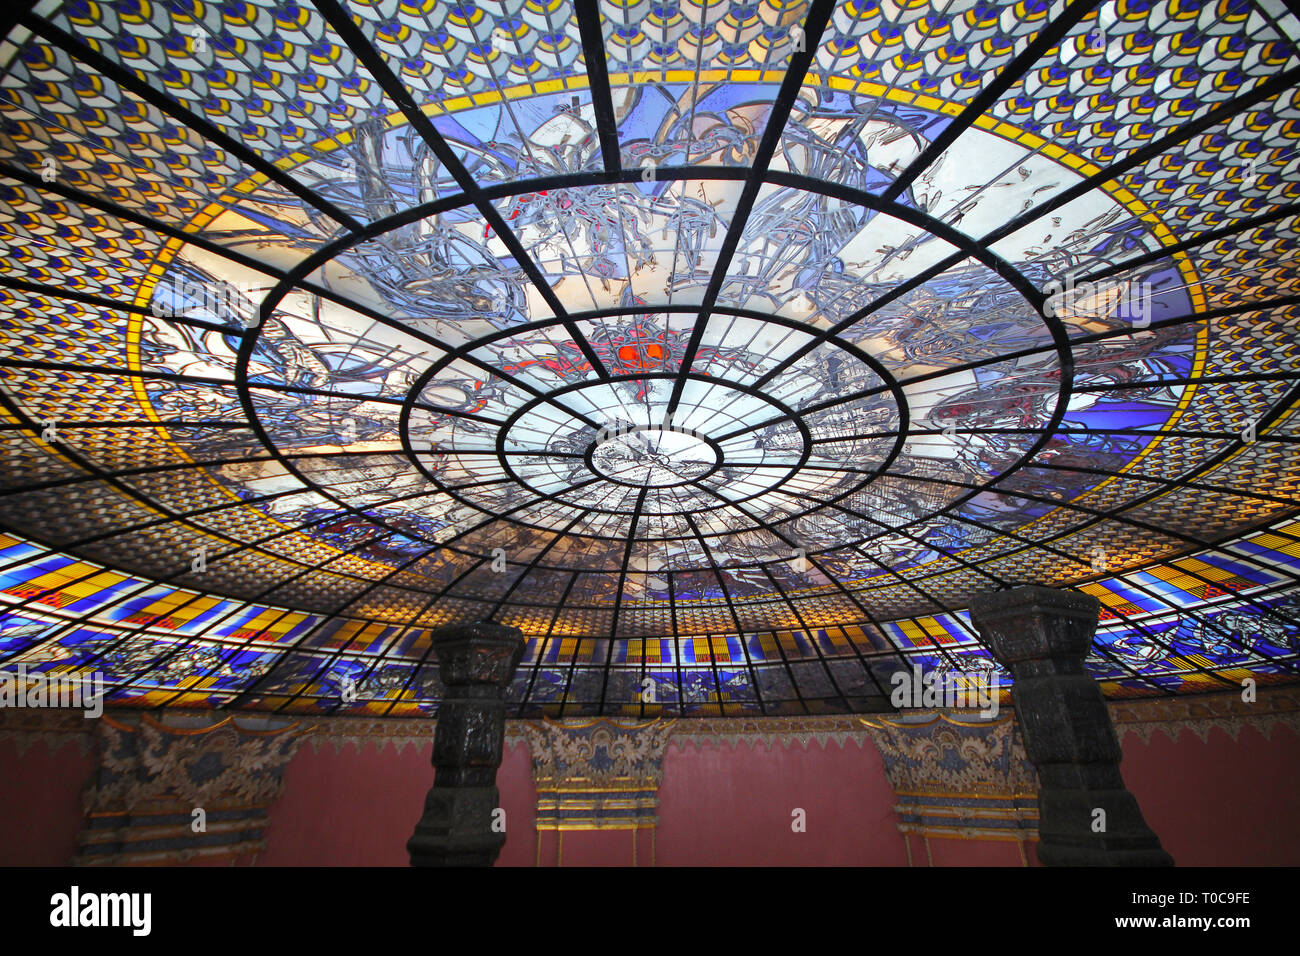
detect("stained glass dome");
top-left (0, 0), bottom-right (1297, 717)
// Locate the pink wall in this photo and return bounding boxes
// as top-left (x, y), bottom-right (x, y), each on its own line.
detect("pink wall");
top-left (1119, 723), bottom-right (1300, 867)
top-left (0, 736), bottom-right (96, 866)
top-left (529, 739), bottom-right (909, 866)
top-left (3, 718), bottom-right (1298, 866)
top-left (655, 739), bottom-right (908, 866)
top-left (258, 738), bottom-right (536, 866)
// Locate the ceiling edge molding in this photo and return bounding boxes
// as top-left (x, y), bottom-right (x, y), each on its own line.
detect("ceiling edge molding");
top-left (4, 688), bottom-right (1299, 755)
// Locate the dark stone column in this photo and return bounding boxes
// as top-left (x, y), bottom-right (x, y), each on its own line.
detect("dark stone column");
top-left (407, 621), bottom-right (524, 867)
top-left (969, 586), bottom-right (1173, 866)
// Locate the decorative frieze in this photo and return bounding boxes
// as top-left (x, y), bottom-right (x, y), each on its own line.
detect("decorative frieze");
top-left (522, 718), bottom-right (676, 830)
top-left (5, 687), bottom-right (1299, 757)
top-left (6, 690), bottom-right (1300, 757)
top-left (1109, 687), bottom-right (1300, 744)
top-left (669, 715), bottom-right (871, 750)
top-left (861, 714), bottom-right (1039, 841)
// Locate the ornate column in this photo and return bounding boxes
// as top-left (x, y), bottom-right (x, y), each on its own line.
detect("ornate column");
top-left (407, 621), bottom-right (524, 867)
top-left (969, 586), bottom-right (1173, 866)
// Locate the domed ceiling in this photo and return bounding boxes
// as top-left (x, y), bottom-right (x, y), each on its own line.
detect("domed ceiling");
top-left (0, 0), bottom-right (1298, 717)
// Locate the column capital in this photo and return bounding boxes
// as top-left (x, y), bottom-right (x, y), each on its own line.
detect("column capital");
top-left (969, 585), bottom-right (1101, 668)
top-left (431, 621), bottom-right (525, 689)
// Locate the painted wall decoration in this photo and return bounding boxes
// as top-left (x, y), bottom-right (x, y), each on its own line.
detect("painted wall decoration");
top-left (75, 713), bottom-right (306, 865)
top-left (861, 712), bottom-right (1039, 841)
top-left (522, 717), bottom-right (676, 830)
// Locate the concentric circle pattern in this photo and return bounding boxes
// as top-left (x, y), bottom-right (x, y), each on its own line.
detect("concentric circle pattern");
top-left (0, 0), bottom-right (1298, 718)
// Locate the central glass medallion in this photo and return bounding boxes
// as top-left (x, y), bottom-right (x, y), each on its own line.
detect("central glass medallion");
top-left (588, 427), bottom-right (720, 488)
